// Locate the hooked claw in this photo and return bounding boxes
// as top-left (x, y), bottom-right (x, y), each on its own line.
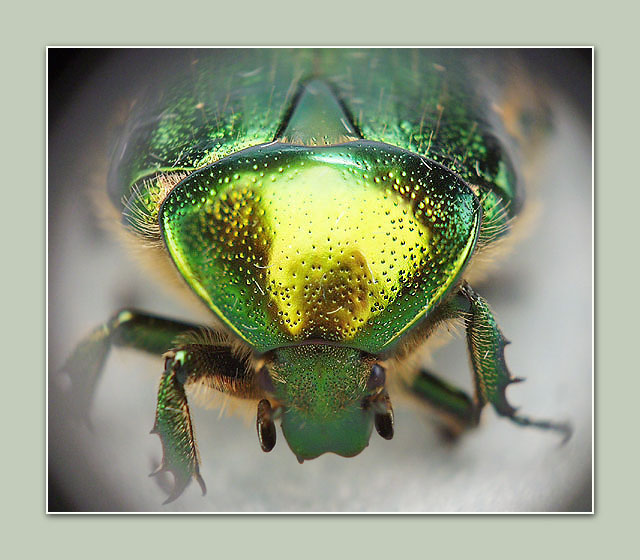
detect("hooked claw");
top-left (149, 443), bottom-right (207, 504)
top-left (150, 425), bottom-right (207, 504)
top-left (151, 360), bottom-right (206, 503)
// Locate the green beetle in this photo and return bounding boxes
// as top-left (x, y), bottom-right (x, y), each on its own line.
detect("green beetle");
top-left (63, 48), bottom-right (570, 504)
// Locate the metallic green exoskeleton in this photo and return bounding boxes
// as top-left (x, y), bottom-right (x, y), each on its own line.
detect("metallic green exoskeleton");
top-left (64, 49), bottom-right (570, 503)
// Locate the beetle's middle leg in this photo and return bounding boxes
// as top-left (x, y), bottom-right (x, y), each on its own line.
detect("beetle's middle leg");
top-left (410, 368), bottom-right (478, 437)
top-left (62, 309), bottom-right (208, 417)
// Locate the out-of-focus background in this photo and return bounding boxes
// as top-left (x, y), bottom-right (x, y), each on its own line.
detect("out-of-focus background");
top-left (48, 48), bottom-right (592, 512)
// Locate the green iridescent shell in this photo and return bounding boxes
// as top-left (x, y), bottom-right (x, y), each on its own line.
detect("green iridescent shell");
top-left (111, 49), bottom-right (522, 354)
top-left (160, 141), bottom-right (479, 352)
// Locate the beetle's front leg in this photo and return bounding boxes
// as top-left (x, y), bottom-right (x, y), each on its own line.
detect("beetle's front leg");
top-left (152, 352), bottom-right (204, 503)
top-left (152, 342), bottom-right (259, 503)
top-left (457, 281), bottom-right (571, 440)
top-left (411, 282), bottom-right (571, 441)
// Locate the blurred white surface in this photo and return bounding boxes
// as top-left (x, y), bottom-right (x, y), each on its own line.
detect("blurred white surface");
top-left (48, 50), bottom-right (591, 512)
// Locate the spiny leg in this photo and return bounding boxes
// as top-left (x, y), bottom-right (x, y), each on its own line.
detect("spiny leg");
top-left (411, 282), bottom-right (571, 441)
top-left (152, 342), bottom-right (259, 503)
top-left (457, 282), bottom-right (571, 441)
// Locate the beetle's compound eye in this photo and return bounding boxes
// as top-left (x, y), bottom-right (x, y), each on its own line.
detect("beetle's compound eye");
top-left (257, 365), bottom-right (276, 394)
top-left (256, 399), bottom-right (277, 452)
top-left (367, 364), bottom-right (386, 391)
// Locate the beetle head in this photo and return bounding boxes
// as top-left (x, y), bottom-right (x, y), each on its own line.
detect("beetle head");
top-left (258, 344), bottom-right (392, 461)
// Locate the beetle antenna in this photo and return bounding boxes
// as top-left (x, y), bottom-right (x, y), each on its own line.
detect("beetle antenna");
top-left (256, 399), bottom-right (277, 452)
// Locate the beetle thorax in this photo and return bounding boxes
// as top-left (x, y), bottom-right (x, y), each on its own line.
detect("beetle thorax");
top-left (160, 141), bottom-right (480, 353)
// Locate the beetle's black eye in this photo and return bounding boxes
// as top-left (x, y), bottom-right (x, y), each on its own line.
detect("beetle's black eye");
top-left (257, 366), bottom-right (276, 393)
top-left (367, 364), bottom-right (386, 391)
